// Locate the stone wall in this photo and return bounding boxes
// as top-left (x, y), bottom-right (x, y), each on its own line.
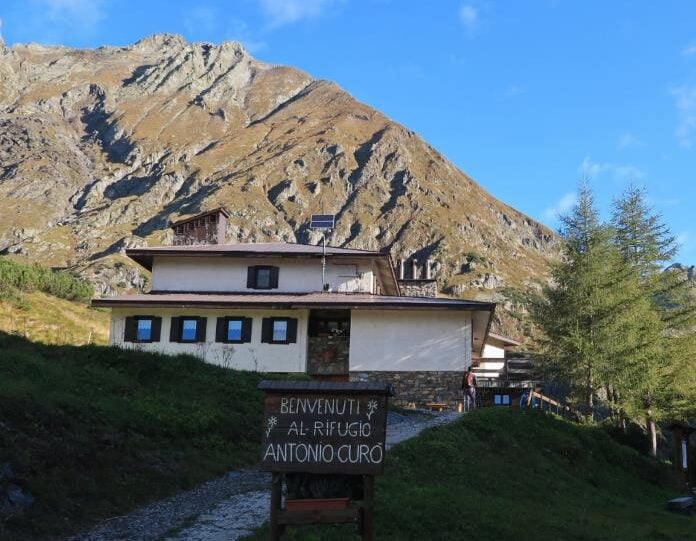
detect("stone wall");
top-left (307, 336), bottom-right (349, 375)
top-left (351, 370), bottom-right (464, 408)
top-left (397, 279), bottom-right (437, 298)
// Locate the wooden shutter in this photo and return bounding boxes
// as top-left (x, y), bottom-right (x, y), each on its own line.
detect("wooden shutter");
top-left (151, 317), bottom-right (162, 342)
top-left (247, 266), bottom-right (256, 288)
top-left (124, 316), bottom-right (137, 342)
top-left (261, 318), bottom-right (273, 343)
top-left (196, 317), bottom-right (208, 342)
top-left (242, 317), bottom-right (253, 343)
top-left (169, 316), bottom-right (181, 343)
top-left (269, 266), bottom-right (279, 289)
top-left (216, 317), bottom-right (226, 342)
top-left (286, 318), bottom-right (298, 343)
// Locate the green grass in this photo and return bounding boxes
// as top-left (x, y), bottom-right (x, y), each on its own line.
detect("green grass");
top-left (0, 331), bottom-right (271, 541)
top-left (243, 409), bottom-right (692, 541)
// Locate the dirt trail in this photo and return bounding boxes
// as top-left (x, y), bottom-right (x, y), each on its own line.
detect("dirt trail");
top-left (68, 410), bottom-right (462, 541)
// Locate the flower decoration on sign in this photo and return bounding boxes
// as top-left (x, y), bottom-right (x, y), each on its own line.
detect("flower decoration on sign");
top-left (265, 415), bottom-right (278, 437)
top-left (366, 399), bottom-right (378, 420)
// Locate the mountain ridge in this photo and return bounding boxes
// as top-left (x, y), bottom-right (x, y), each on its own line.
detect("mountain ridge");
top-left (0, 34), bottom-right (561, 335)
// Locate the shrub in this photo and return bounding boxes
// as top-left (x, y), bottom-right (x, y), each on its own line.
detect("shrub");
top-left (0, 258), bottom-right (93, 303)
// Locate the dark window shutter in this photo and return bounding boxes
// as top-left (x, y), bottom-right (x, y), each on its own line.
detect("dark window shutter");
top-left (151, 317), bottom-right (162, 342)
top-left (242, 317), bottom-right (253, 342)
top-left (261, 318), bottom-right (273, 343)
top-left (216, 317), bottom-right (226, 342)
top-left (270, 266), bottom-right (279, 289)
top-left (286, 318), bottom-right (298, 343)
top-left (196, 317), bottom-right (207, 342)
top-left (170, 317), bottom-right (181, 343)
top-left (124, 317), bottom-right (137, 342)
top-left (247, 266), bottom-right (256, 288)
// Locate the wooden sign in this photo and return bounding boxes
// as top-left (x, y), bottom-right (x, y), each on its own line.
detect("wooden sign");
top-left (258, 381), bottom-right (391, 475)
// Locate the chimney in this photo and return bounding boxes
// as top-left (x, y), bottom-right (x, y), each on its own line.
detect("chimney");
top-left (171, 207), bottom-right (229, 246)
top-left (411, 259), bottom-right (419, 280)
top-left (425, 258), bottom-right (432, 279)
top-left (399, 259), bottom-right (405, 280)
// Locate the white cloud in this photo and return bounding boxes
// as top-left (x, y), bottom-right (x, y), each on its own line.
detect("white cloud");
top-left (676, 231), bottom-right (690, 248)
top-left (683, 42), bottom-right (696, 56)
top-left (459, 4), bottom-right (478, 29)
top-left (504, 84), bottom-right (525, 97)
top-left (184, 6), bottom-right (218, 37)
top-left (579, 157), bottom-right (645, 182)
top-left (40, 0), bottom-right (106, 31)
top-left (258, 0), bottom-right (342, 28)
top-left (543, 192), bottom-right (577, 221)
top-left (617, 132), bottom-right (639, 149)
top-left (670, 85), bottom-right (696, 148)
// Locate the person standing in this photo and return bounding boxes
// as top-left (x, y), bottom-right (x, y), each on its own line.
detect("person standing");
top-left (461, 366), bottom-right (477, 411)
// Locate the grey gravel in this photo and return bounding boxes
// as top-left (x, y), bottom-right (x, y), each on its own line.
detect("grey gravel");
top-left (68, 410), bottom-right (463, 541)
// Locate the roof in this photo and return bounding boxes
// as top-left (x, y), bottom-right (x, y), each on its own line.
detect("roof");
top-left (257, 380), bottom-right (395, 396)
top-left (487, 332), bottom-right (522, 346)
top-left (126, 242), bottom-right (400, 296)
top-left (169, 207), bottom-right (230, 227)
top-left (92, 291), bottom-right (495, 311)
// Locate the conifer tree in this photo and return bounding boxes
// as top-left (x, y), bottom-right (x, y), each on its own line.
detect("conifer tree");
top-left (611, 186), bottom-right (696, 455)
top-left (533, 185), bottom-right (633, 420)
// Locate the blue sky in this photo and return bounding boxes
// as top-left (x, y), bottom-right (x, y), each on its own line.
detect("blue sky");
top-left (2, 1), bottom-right (695, 263)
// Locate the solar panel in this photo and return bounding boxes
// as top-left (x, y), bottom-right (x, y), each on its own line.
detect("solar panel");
top-left (310, 214), bottom-right (335, 229)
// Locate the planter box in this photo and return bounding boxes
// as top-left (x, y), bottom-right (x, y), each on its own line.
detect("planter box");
top-left (286, 497), bottom-right (350, 511)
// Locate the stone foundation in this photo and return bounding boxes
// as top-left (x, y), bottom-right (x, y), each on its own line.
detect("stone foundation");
top-left (351, 371), bottom-right (464, 409)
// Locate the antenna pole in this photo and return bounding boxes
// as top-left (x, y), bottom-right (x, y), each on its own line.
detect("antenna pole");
top-left (322, 231), bottom-right (327, 291)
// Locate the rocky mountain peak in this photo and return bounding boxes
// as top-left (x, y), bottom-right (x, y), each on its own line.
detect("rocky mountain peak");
top-left (0, 35), bottom-right (560, 337)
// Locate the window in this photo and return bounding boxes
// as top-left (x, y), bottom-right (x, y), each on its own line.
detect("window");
top-left (247, 266), bottom-right (279, 289)
top-left (124, 316), bottom-right (161, 343)
top-left (170, 316), bottom-right (207, 343)
top-left (273, 320), bottom-right (287, 342)
top-left (136, 319), bottom-right (152, 341)
top-left (215, 317), bottom-right (252, 343)
top-left (228, 320), bottom-right (243, 341)
top-left (181, 319), bottom-right (198, 341)
top-left (261, 317), bottom-right (298, 344)
top-left (494, 394), bottom-right (511, 406)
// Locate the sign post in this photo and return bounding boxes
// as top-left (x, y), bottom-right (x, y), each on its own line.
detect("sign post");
top-left (666, 421), bottom-right (695, 493)
top-left (258, 380), bottom-right (393, 540)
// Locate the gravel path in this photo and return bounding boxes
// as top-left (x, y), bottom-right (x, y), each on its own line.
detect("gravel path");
top-left (68, 410), bottom-right (462, 541)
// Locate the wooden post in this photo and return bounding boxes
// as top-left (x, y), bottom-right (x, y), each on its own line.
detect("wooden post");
top-left (269, 472), bottom-right (282, 541)
top-left (362, 475), bottom-right (375, 541)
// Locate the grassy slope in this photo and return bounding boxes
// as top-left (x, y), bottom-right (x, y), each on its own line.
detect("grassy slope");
top-left (0, 291), bottom-right (110, 345)
top-left (0, 332), bottom-right (269, 541)
top-left (245, 409), bottom-right (692, 541)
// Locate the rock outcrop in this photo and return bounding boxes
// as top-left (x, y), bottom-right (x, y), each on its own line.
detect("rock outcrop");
top-left (0, 34), bottom-right (561, 314)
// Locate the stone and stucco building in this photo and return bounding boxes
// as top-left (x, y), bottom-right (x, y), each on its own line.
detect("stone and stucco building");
top-left (94, 209), bottom-right (504, 408)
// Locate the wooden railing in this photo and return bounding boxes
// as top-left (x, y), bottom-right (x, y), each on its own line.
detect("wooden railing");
top-left (527, 391), bottom-right (576, 419)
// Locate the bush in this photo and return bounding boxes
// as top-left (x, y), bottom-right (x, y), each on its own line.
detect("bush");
top-left (0, 257), bottom-right (93, 303)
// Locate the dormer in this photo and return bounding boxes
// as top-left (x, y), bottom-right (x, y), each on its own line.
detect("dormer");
top-left (170, 207), bottom-right (229, 246)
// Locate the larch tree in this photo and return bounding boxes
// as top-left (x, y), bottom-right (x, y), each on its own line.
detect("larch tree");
top-left (533, 185), bottom-right (635, 420)
top-left (611, 186), bottom-right (696, 456)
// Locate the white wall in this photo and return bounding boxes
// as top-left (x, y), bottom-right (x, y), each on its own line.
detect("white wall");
top-left (109, 307), bottom-right (309, 372)
top-left (476, 361), bottom-right (505, 371)
top-left (348, 310), bottom-right (472, 371)
top-left (481, 343), bottom-right (506, 359)
top-left (151, 257), bottom-right (375, 294)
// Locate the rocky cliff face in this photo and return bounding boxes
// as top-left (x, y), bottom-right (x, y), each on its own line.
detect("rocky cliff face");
top-left (0, 35), bottom-right (560, 325)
